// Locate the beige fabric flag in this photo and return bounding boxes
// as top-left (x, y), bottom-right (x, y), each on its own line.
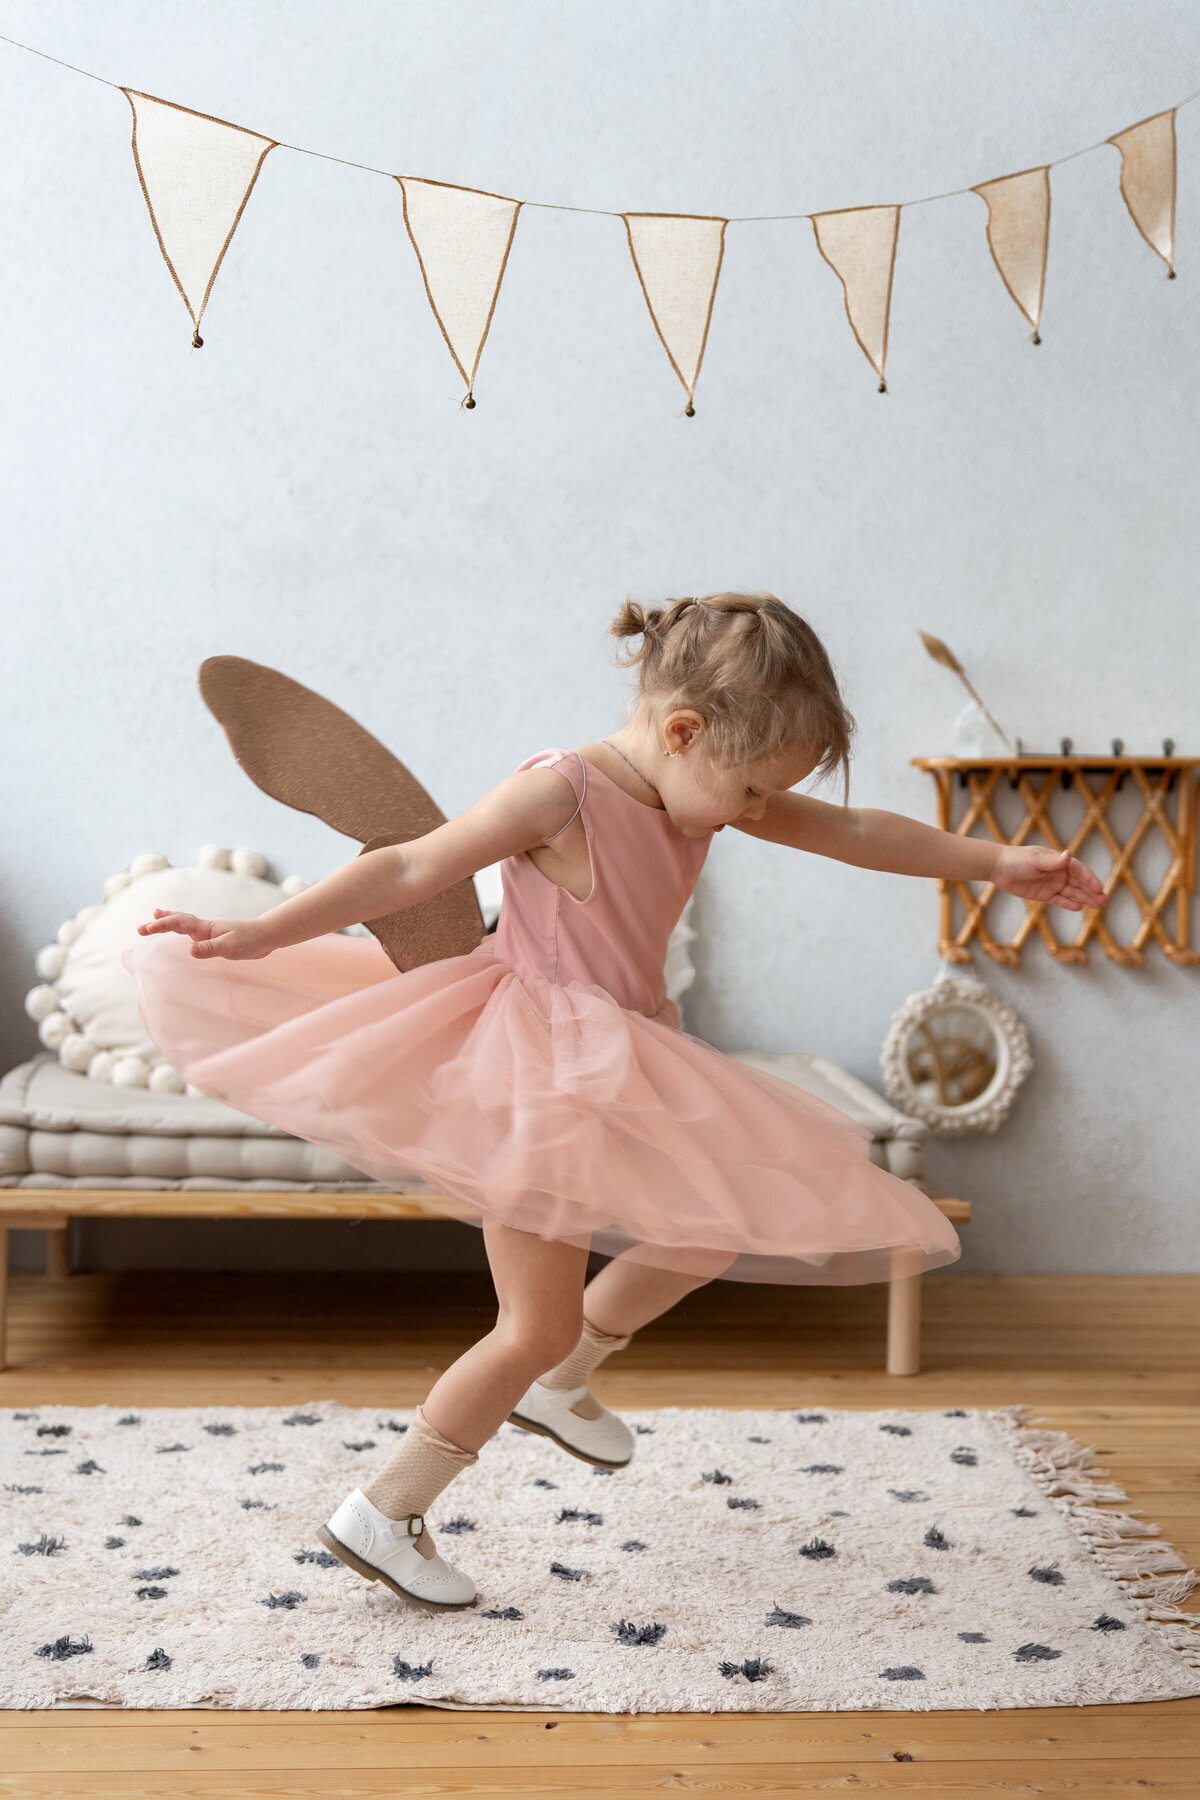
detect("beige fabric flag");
top-left (1109, 110), bottom-right (1177, 274)
top-left (124, 91), bottom-right (276, 346)
top-left (622, 214), bottom-right (727, 413)
top-left (972, 167), bottom-right (1050, 341)
top-left (395, 178), bottom-right (522, 405)
top-left (811, 205), bottom-right (900, 391)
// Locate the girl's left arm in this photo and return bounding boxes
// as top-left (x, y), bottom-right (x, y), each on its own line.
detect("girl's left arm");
top-left (733, 793), bottom-right (1108, 912)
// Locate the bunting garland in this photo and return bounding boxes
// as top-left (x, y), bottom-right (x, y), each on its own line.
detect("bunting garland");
top-left (0, 32), bottom-right (1193, 408)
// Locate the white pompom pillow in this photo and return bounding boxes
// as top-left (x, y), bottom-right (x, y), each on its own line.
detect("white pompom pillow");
top-left (24, 847), bottom-right (309, 1093)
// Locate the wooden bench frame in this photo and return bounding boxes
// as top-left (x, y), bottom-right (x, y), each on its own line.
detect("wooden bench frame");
top-left (0, 1187), bottom-right (968, 1377)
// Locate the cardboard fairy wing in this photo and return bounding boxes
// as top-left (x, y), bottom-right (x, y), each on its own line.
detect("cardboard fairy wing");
top-left (198, 656), bottom-right (484, 970)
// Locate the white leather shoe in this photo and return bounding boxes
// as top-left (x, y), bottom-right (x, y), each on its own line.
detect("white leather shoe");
top-left (509, 1381), bottom-right (634, 1469)
top-left (318, 1488), bottom-right (476, 1612)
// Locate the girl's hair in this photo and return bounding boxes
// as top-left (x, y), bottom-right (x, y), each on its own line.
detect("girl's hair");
top-left (610, 593), bottom-right (855, 798)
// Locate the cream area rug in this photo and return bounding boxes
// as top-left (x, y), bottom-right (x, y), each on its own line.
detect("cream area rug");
top-left (2, 1403), bottom-right (1197, 1712)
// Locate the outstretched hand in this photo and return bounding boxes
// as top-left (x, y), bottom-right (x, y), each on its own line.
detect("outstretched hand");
top-left (991, 846), bottom-right (1108, 912)
top-left (136, 909), bottom-right (273, 960)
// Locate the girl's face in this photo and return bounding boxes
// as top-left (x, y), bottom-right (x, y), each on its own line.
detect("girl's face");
top-left (652, 710), bottom-right (821, 837)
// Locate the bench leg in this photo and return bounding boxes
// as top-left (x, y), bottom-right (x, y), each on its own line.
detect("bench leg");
top-left (887, 1249), bottom-right (923, 1376)
top-left (44, 1223), bottom-right (72, 1281)
top-left (0, 1227), bottom-right (8, 1373)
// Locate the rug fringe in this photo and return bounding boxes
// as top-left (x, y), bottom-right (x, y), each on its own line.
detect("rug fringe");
top-left (987, 1407), bottom-right (1200, 1670)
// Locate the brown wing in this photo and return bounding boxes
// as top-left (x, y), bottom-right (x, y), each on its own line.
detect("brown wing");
top-left (198, 656), bottom-right (484, 970)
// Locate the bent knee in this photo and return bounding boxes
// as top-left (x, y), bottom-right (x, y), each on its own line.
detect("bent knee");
top-left (495, 1313), bottom-right (582, 1375)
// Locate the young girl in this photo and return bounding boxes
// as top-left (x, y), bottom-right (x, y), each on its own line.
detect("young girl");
top-left (127, 593), bottom-right (1105, 1614)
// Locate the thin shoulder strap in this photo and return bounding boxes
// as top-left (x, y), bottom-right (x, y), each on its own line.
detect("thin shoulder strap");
top-left (541, 751), bottom-right (587, 843)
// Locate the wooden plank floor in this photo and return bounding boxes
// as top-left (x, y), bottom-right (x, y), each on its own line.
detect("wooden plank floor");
top-left (1, 1267), bottom-right (1197, 1798)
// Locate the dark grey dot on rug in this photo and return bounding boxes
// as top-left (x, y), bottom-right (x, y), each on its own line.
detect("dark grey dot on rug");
top-left (719, 1657), bottom-right (772, 1682)
top-left (701, 1469), bottom-right (732, 1485)
top-left (283, 1414), bottom-right (322, 1427)
top-left (1011, 1507), bottom-right (1037, 1518)
top-left (377, 1420), bottom-right (408, 1433)
top-left (482, 1606), bottom-right (524, 1620)
top-left (134, 1567), bottom-right (179, 1581)
top-left (300, 1653), bottom-right (321, 1669)
top-left (1029, 1565), bottom-right (1065, 1585)
top-left (37, 1424), bottom-right (71, 1438)
top-left (342, 1441), bottom-right (376, 1453)
top-left (531, 1478), bottom-right (558, 1490)
top-left (536, 1667), bottom-right (575, 1680)
top-left (203, 1423), bottom-right (237, 1437)
top-left (17, 1535), bottom-right (66, 1556)
top-left (620, 1540), bottom-right (646, 1553)
top-left (611, 1619), bottom-right (666, 1646)
top-left (12, 1411), bottom-right (37, 1421)
top-left (1014, 1643), bottom-right (1062, 1662)
top-left (800, 1462), bottom-right (843, 1474)
top-left (508, 1425), bottom-right (530, 1436)
top-left (120, 1516), bottom-right (142, 1528)
top-left (727, 1497), bottom-right (760, 1510)
top-left (75, 1461), bottom-right (104, 1476)
top-left (1092, 1614), bottom-right (1126, 1632)
top-left (262, 1591), bottom-right (307, 1610)
top-left (958, 1631), bottom-right (989, 1643)
top-left (249, 1462), bottom-right (284, 1475)
top-left (879, 1666), bottom-right (925, 1681)
top-left (591, 1467), bottom-right (614, 1476)
top-left (793, 1413), bottom-right (827, 1425)
top-left (6, 1485), bottom-right (43, 1496)
top-left (798, 1537), bottom-right (836, 1560)
top-left (879, 1424), bottom-right (912, 1437)
top-left (950, 1447), bottom-right (978, 1466)
top-left (393, 1657), bottom-right (432, 1681)
top-left (765, 1607), bottom-right (811, 1629)
top-left (634, 1425), bottom-right (656, 1435)
top-left (241, 1499), bottom-right (274, 1510)
top-left (943, 1408), bottom-right (968, 1418)
top-left (104, 1537), bottom-right (125, 1549)
top-left (440, 1516), bottom-right (478, 1535)
top-left (155, 1444), bottom-right (190, 1455)
top-left (36, 1635), bottom-right (92, 1661)
top-left (136, 1586), bottom-right (168, 1600)
top-left (549, 1561), bottom-right (588, 1581)
top-left (888, 1489), bottom-right (929, 1503)
top-left (924, 1527), bottom-right (950, 1551)
top-left (26, 1449), bottom-right (66, 1458)
top-left (117, 1415), bottom-right (141, 1427)
top-left (294, 1549), bottom-right (341, 1568)
top-left (556, 1509), bottom-right (602, 1526)
top-left (887, 1577), bottom-right (936, 1595)
top-left (145, 1648), bottom-right (172, 1671)
top-left (747, 1435), bottom-right (770, 1443)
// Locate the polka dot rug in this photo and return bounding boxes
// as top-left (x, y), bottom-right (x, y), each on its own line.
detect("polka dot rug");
top-left (3, 1403), bottom-right (1197, 1710)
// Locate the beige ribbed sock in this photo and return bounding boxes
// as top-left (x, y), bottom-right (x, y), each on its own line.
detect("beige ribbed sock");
top-left (536, 1317), bottom-right (632, 1420)
top-left (363, 1406), bottom-right (478, 1558)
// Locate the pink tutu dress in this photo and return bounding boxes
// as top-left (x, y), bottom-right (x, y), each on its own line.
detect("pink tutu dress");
top-left (123, 749), bottom-right (960, 1285)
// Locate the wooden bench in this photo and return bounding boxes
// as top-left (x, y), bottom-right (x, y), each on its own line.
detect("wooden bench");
top-left (0, 1186), bottom-right (968, 1376)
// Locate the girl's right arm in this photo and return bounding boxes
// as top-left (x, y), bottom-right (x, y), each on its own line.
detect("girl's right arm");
top-left (136, 766), bottom-right (578, 960)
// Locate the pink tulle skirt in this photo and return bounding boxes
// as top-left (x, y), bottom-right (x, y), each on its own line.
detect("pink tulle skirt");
top-left (123, 933), bottom-right (961, 1286)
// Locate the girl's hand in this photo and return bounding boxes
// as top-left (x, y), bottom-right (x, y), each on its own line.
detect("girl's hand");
top-left (991, 846), bottom-right (1108, 912)
top-left (136, 909), bottom-right (274, 960)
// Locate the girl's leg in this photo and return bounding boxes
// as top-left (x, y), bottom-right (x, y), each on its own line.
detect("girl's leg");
top-left (536, 1247), bottom-right (736, 1405)
top-left (361, 1221), bottom-right (589, 1530)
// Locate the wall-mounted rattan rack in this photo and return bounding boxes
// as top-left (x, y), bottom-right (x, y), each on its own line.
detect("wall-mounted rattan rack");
top-left (912, 754), bottom-right (1199, 967)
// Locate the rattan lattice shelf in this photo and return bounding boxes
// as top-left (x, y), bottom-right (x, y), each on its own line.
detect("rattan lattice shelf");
top-left (913, 755), bottom-right (1199, 967)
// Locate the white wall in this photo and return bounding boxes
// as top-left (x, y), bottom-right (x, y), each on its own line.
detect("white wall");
top-left (2, 0), bottom-right (1197, 1274)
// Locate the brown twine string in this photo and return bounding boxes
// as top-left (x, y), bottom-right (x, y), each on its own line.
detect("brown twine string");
top-left (2, 31), bottom-right (1197, 225)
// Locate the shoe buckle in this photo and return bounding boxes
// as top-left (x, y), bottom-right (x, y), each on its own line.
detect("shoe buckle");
top-left (406, 1513), bottom-right (425, 1538)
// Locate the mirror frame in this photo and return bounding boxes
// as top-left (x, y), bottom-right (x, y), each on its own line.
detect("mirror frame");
top-left (880, 976), bottom-right (1032, 1136)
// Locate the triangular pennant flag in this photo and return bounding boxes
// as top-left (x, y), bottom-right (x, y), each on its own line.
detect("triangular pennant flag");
top-left (395, 178), bottom-right (522, 405)
top-left (811, 205), bottom-right (900, 391)
top-left (124, 91), bottom-right (276, 346)
top-left (1109, 110), bottom-right (1177, 275)
top-left (622, 214), bottom-right (727, 413)
top-left (972, 167), bottom-right (1050, 340)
